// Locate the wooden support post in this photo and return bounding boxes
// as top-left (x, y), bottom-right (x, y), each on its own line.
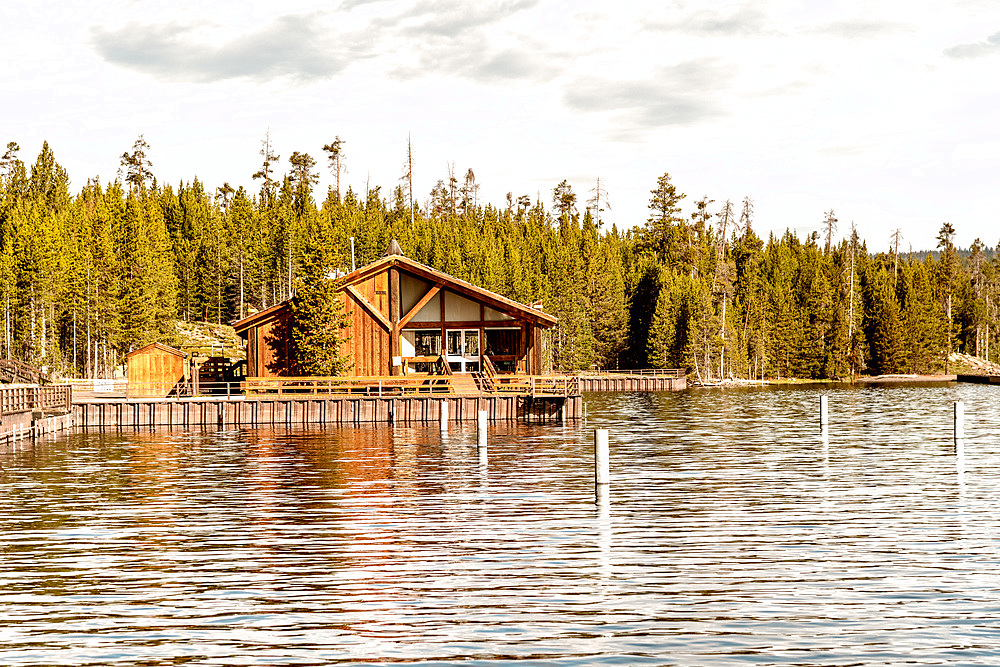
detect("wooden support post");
top-left (439, 399), bottom-right (449, 430)
top-left (820, 395), bottom-right (829, 427)
top-left (390, 267), bottom-right (401, 376)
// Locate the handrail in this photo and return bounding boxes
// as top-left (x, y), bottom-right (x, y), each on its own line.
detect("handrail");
top-left (242, 376), bottom-right (455, 397)
top-left (241, 374), bottom-right (582, 398)
top-left (0, 359), bottom-right (51, 385)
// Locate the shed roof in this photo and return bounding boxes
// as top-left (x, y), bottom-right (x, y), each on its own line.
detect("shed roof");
top-left (126, 342), bottom-right (186, 360)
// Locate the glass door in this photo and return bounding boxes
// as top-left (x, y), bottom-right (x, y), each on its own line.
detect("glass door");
top-left (446, 329), bottom-right (481, 373)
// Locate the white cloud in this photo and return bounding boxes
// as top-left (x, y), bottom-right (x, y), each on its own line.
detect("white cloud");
top-left (944, 30), bottom-right (1000, 57)
top-left (564, 60), bottom-right (736, 134)
top-left (91, 14), bottom-right (364, 83)
top-left (4, 0), bottom-right (1000, 251)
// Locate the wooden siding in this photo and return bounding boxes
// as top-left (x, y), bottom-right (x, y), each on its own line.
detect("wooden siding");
top-left (340, 274), bottom-right (391, 377)
top-left (127, 345), bottom-right (185, 398)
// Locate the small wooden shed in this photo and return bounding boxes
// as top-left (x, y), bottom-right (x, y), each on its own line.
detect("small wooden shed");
top-left (126, 343), bottom-right (186, 398)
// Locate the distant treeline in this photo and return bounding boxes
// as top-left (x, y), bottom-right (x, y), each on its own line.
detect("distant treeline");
top-left (0, 138), bottom-right (995, 379)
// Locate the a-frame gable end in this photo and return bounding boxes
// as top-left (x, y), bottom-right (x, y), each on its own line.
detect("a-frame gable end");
top-left (345, 266), bottom-right (391, 323)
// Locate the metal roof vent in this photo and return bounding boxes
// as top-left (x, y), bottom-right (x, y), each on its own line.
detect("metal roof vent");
top-left (383, 239), bottom-right (404, 257)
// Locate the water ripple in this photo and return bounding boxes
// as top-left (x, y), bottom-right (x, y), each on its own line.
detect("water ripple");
top-left (2, 383), bottom-right (1000, 665)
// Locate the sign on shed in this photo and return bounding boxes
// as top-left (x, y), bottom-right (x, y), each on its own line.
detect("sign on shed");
top-left (126, 343), bottom-right (186, 398)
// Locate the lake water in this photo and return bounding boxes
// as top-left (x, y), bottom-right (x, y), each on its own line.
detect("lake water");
top-left (3, 383), bottom-right (1000, 665)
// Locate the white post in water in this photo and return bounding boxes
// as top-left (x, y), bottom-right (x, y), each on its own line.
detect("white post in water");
top-left (954, 400), bottom-right (965, 441)
top-left (595, 429), bottom-right (610, 489)
top-left (440, 400), bottom-right (449, 430)
top-left (477, 410), bottom-right (488, 465)
top-left (820, 395), bottom-right (829, 427)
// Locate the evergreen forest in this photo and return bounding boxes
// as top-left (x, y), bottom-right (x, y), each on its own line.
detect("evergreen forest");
top-left (1, 137), bottom-right (997, 380)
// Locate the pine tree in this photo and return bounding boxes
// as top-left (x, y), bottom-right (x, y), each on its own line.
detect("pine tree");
top-left (643, 172), bottom-right (685, 259)
top-left (865, 266), bottom-right (904, 374)
top-left (290, 218), bottom-right (351, 376)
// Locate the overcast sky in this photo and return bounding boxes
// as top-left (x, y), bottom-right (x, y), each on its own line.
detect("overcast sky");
top-left (5, 0), bottom-right (1000, 251)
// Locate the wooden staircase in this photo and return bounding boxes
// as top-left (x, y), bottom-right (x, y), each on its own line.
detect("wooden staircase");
top-left (0, 359), bottom-right (51, 385)
top-left (450, 374), bottom-right (481, 395)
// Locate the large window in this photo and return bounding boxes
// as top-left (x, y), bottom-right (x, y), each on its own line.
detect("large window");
top-left (485, 328), bottom-right (521, 374)
top-left (485, 328), bottom-right (519, 356)
top-left (402, 330), bottom-right (441, 357)
top-left (402, 329), bottom-right (442, 375)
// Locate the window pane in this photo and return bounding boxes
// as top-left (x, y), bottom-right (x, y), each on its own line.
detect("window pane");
top-left (409, 330), bottom-right (441, 356)
top-left (465, 332), bottom-right (479, 357)
top-left (485, 329), bottom-right (519, 356)
top-left (447, 331), bottom-right (462, 356)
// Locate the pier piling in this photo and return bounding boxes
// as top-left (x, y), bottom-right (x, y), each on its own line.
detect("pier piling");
top-left (595, 429), bottom-right (610, 490)
top-left (954, 400), bottom-right (965, 444)
top-left (477, 410), bottom-right (488, 464)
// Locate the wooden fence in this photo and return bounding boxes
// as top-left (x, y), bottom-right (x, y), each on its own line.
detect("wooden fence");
top-left (242, 376), bottom-right (454, 397)
top-left (1, 385), bottom-right (72, 415)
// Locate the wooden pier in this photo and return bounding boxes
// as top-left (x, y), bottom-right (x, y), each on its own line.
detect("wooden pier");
top-left (72, 394), bottom-right (582, 429)
top-left (578, 370), bottom-right (686, 392)
top-left (5, 369), bottom-right (685, 443)
top-left (957, 374), bottom-right (1000, 385)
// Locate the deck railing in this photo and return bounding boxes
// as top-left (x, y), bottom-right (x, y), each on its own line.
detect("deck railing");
top-left (580, 368), bottom-right (685, 378)
top-left (1, 384), bottom-right (72, 415)
top-left (71, 375), bottom-right (583, 400)
top-left (0, 359), bottom-right (51, 385)
top-left (242, 376), bottom-right (455, 397)
top-left (242, 375), bottom-right (580, 398)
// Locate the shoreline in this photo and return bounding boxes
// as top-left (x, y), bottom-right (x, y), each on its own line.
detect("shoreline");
top-left (691, 374), bottom-right (959, 388)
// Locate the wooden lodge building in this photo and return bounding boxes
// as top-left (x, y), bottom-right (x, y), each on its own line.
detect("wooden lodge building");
top-left (232, 242), bottom-right (557, 380)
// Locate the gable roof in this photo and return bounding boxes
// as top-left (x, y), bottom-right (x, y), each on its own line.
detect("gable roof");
top-left (126, 342), bottom-right (186, 360)
top-left (231, 300), bottom-right (293, 336)
top-left (342, 251), bottom-right (557, 326)
top-left (231, 244), bottom-right (557, 333)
